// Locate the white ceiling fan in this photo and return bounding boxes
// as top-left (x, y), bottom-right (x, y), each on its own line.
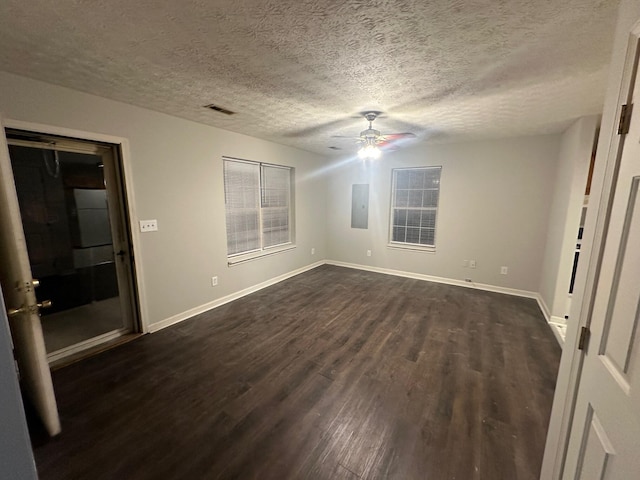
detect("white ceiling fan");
top-left (334, 112), bottom-right (417, 159)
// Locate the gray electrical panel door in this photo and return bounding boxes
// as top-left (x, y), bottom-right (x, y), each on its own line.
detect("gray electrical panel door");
top-left (351, 184), bottom-right (369, 229)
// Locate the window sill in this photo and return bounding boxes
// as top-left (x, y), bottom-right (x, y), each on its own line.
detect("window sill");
top-left (387, 243), bottom-right (436, 254)
top-left (228, 244), bottom-right (296, 266)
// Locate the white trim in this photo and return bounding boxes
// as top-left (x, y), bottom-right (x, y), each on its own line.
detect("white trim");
top-left (228, 244), bottom-right (296, 266)
top-left (325, 260), bottom-right (538, 299)
top-left (536, 293), bottom-right (552, 323)
top-left (386, 243), bottom-right (436, 254)
top-left (2, 118), bottom-right (149, 334)
top-left (46, 329), bottom-right (126, 364)
top-left (536, 295), bottom-right (568, 347)
top-left (548, 322), bottom-right (567, 347)
top-left (148, 261), bottom-right (324, 333)
top-left (550, 315), bottom-right (567, 326)
top-left (5, 119), bottom-right (128, 145)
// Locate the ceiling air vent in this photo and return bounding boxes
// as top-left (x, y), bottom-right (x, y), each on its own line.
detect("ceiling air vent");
top-left (203, 104), bottom-right (236, 115)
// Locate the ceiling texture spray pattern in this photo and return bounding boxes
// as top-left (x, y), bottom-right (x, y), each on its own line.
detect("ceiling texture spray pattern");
top-left (0, 0), bottom-right (620, 155)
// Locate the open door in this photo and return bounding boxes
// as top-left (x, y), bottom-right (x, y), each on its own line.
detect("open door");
top-left (0, 114), bottom-right (60, 436)
top-left (562, 36), bottom-right (640, 478)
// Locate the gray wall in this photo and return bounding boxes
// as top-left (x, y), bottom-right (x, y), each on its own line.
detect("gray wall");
top-left (326, 135), bottom-right (561, 293)
top-left (0, 288), bottom-right (38, 480)
top-left (538, 116), bottom-right (598, 320)
top-left (0, 71), bottom-right (328, 329)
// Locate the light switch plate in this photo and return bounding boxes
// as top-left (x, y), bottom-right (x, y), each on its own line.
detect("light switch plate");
top-left (139, 219), bottom-right (158, 232)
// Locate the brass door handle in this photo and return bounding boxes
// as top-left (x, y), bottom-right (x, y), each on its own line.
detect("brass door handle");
top-left (7, 306), bottom-right (24, 317)
top-left (38, 300), bottom-right (52, 309)
top-left (6, 300), bottom-right (52, 317)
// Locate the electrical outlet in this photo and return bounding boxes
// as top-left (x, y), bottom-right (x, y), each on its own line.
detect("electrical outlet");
top-left (500, 266), bottom-right (508, 275)
top-left (463, 260), bottom-right (469, 268)
top-left (469, 260), bottom-right (476, 269)
top-left (139, 219), bottom-right (158, 232)
top-left (366, 249), bottom-right (372, 257)
top-left (311, 247), bottom-right (315, 255)
top-left (211, 276), bottom-right (218, 286)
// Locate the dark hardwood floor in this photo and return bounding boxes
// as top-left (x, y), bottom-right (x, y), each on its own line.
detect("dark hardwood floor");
top-left (31, 265), bottom-right (561, 480)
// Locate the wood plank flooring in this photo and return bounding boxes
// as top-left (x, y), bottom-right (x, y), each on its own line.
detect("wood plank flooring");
top-left (30, 265), bottom-right (561, 480)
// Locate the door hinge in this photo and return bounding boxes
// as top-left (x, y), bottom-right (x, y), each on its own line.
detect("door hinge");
top-left (617, 103), bottom-right (633, 134)
top-left (578, 326), bottom-right (590, 351)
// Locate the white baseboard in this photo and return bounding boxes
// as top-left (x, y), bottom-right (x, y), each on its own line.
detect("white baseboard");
top-left (148, 261), bottom-right (325, 333)
top-left (325, 260), bottom-right (538, 299)
top-left (536, 294), bottom-right (551, 323)
top-left (549, 323), bottom-right (567, 347)
top-left (549, 315), bottom-right (567, 326)
top-left (534, 295), bottom-right (567, 347)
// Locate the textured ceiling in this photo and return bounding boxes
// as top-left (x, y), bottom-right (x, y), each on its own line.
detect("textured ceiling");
top-left (0, 0), bottom-right (620, 156)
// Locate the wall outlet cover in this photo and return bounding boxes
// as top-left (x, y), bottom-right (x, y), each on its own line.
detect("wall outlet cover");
top-left (139, 219), bottom-right (158, 232)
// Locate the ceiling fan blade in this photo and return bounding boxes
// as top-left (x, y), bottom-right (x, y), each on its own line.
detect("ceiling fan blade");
top-left (377, 132), bottom-right (417, 150)
top-left (380, 132), bottom-right (417, 140)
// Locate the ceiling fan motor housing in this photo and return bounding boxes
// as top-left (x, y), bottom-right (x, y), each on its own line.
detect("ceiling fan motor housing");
top-left (360, 128), bottom-right (381, 139)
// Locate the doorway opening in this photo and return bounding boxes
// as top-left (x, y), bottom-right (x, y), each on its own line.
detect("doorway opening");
top-left (5, 129), bottom-right (140, 365)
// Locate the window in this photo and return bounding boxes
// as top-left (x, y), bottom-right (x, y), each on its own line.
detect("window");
top-left (389, 166), bottom-right (441, 249)
top-left (223, 158), bottom-right (293, 258)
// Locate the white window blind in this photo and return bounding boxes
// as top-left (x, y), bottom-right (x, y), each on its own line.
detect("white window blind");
top-left (224, 158), bottom-right (293, 257)
top-left (390, 166), bottom-right (441, 248)
top-left (261, 165), bottom-right (291, 248)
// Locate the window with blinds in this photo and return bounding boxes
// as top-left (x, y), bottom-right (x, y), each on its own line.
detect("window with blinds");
top-left (389, 166), bottom-right (441, 249)
top-left (224, 158), bottom-right (293, 257)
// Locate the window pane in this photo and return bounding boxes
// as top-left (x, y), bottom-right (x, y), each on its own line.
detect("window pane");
top-left (407, 190), bottom-right (423, 207)
top-left (420, 228), bottom-right (435, 245)
top-left (395, 170), bottom-right (410, 189)
top-left (393, 208), bottom-right (408, 226)
top-left (425, 170), bottom-right (440, 188)
top-left (407, 210), bottom-right (421, 227)
top-left (406, 227), bottom-right (420, 244)
top-left (394, 189), bottom-right (409, 207)
top-left (224, 160), bottom-right (293, 255)
top-left (421, 210), bottom-right (436, 228)
top-left (224, 160), bottom-right (260, 255)
top-left (261, 165), bottom-right (291, 247)
top-left (262, 207), bottom-right (290, 247)
top-left (409, 170), bottom-right (425, 189)
top-left (392, 226), bottom-right (406, 243)
top-left (261, 165), bottom-right (290, 208)
top-left (423, 190), bottom-right (439, 207)
top-left (389, 166), bottom-right (441, 248)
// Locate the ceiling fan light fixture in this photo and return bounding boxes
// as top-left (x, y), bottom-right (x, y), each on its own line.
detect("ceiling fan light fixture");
top-left (358, 144), bottom-right (381, 160)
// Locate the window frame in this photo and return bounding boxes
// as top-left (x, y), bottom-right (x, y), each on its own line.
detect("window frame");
top-left (387, 166), bottom-right (442, 252)
top-left (223, 157), bottom-right (295, 264)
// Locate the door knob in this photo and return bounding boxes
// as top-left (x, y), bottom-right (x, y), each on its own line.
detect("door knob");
top-left (38, 300), bottom-right (52, 309)
top-left (32, 279), bottom-right (40, 288)
top-left (7, 306), bottom-right (24, 317)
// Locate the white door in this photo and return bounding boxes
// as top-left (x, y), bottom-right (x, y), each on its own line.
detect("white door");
top-left (562, 41), bottom-right (640, 478)
top-left (0, 115), bottom-right (60, 436)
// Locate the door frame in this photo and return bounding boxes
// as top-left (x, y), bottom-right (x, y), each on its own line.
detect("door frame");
top-left (540, 19), bottom-right (640, 479)
top-left (2, 117), bottom-right (150, 335)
